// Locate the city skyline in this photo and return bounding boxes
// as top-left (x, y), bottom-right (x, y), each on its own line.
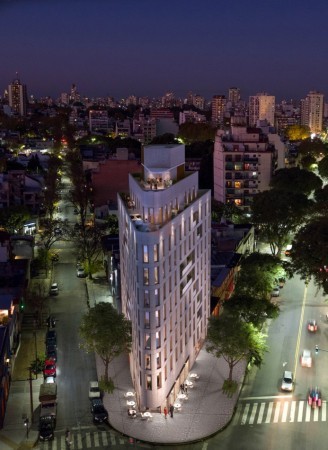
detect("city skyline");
top-left (1, 0), bottom-right (328, 101)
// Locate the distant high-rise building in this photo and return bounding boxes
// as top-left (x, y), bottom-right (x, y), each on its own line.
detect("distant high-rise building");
top-left (248, 93), bottom-right (275, 127)
top-left (8, 75), bottom-right (27, 116)
top-left (300, 91), bottom-right (324, 133)
top-left (211, 95), bottom-right (227, 126)
top-left (228, 87), bottom-right (240, 106)
top-left (192, 94), bottom-right (205, 110)
top-left (70, 84), bottom-right (80, 103)
top-left (89, 110), bottom-right (109, 133)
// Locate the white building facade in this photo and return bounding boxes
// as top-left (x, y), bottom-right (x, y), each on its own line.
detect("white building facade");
top-left (118, 144), bottom-right (211, 410)
top-left (248, 93), bottom-right (275, 127)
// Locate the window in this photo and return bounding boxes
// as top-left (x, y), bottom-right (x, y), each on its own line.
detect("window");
top-left (146, 375), bottom-right (152, 390)
top-left (156, 331), bottom-right (161, 349)
top-left (154, 267), bottom-right (159, 284)
top-left (157, 373), bottom-right (162, 389)
top-left (143, 268), bottom-right (149, 285)
top-left (144, 311), bottom-right (150, 328)
top-left (156, 352), bottom-right (161, 369)
top-left (155, 288), bottom-right (160, 306)
top-left (155, 310), bottom-right (160, 327)
top-left (143, 245), bottom-right (149, 263)
top-left (144, 290), bottom-right (150, 307)
top-left (145, 333), bottom-right (151, 349)
top-left (154, 244), bottom-right (159, 262)
top-left (145, 354), bottom-right (151, 370)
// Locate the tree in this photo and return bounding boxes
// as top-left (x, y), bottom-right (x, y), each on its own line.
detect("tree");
top-left (224, 293), bottom-right (279, 328)
top-left (289, 217), bottom-right (328, 294)
top-left (79, 302), bottom-right (132, 385)
top-left (318, 155), bottom-right (328, 179)
top-left (313, 185), bottom-right (328, 216)
top-left (234, 253), bottom-right (284, 299)
top-left (285, 125), bottom-right (310, 141)
top-left (178, 123), bottom-right (216, 144)
top-left (26, 281), bottom-right (48, 328)
top-left (251, 189), bottom-right (313, 256)
top-left (70, 224), bottom-right (105, 279)
top-left (206, 314), bottom-right (267, 382)
top-left (150, 134), bottom-right (177, 145)
top-left (298, 137), bottom-right (327, 160)
top-left (0, 206), bottom-right (31, 234)
top-left (211, 198), bottom-right (248, 224)
top-left (270, 167), bottom-right (322, 196)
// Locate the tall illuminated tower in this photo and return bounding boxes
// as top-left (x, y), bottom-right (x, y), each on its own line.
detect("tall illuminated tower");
top-left (118, 144), bottom-right (211, 410)
top-left (8, 74), bottom-right (27, 116)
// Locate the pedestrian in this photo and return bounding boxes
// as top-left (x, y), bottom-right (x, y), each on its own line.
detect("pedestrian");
top-left (65, 428), bottom-right (72, 447)
top-left (180, 383), bottom-right (184, 393)
top-left (184, 383), bottom-right (188, 395)
top-left (169, 404), bottom-right (174, 418)
top-left (164, 406), bottom-right (168, 419)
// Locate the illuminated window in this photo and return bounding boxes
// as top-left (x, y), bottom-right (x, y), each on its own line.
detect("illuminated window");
top-left (144, 290), bottom-right (150, 307)
top-left (154, 267), bottom-right (159, 284)
top-left (156, 331), bottom-right (161, 349)
top-left (143, 245), bottom-right (149, 263)
top-left (155, 310), bottom-right (160, 327)
top-left (234, 181), bottom-right (241, 189)
top-left (145, 333), bottom-right (151, 349)
top-left (143, 268), bottom-right (149, 285)
top-left (144, 311), bottom-right (150, 328)
top-left (145, 354), bottom-right (151, 370)
top-left (153, 244), bottom-right (159, 262)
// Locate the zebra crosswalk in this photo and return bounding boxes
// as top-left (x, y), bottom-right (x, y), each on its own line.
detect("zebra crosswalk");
top-left (38, 429), bottom-right (128, 449)
top-left (238, 399), bottom-right (327, 425)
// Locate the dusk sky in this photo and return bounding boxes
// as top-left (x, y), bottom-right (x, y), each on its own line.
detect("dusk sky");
top-left (1, 0), bottom-right (328, 102)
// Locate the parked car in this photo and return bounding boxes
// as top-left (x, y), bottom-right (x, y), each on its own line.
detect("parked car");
top-left (49, 283), bottom-right (58, 296)
top-left (301, 349), bottom-right (312, 368)
top-left (308, 387), bottom-right (322, 408)
top-left (271, 287), bottom-right (280, 297)
top-left (77, 267), bottom-right (86, 278)
top-left (46, 345), bottom-right (57, 362)
top-left (307, 319), bottom-right (318, 333)
top-left (281, 370), bottom-right (293, 392)
top-left (89, 381), bottom-right (101, 399)
top-left (45, 330), bottom-right (57, 348)
top-left (43, 359), bottom-right (56, 378)
top-left (90, 398), bottom-right (108, 423)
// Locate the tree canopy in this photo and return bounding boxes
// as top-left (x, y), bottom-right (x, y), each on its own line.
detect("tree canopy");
top-left (234, 252), bottom-right (284, 298)
top-left (0, 205), bottom-right (31, 234)
top-left (206, 314), bottom-right (267, 382)
top-left (298, 137), bottom-right (327, 160)
top-left (79, 302), bottom-right (132, 384)
top-left (318, 155), bottom-right (328, 179)
top-left (251, 189), bottom-right (313, 256)
top-left (178, 123), bottom-right (217, 144)
top-left (270, 167), bottom-right (322, 196)
top-left (285, 125), bottom-right (310, 141)
top-left (289, 217), bottom-right (328, 294)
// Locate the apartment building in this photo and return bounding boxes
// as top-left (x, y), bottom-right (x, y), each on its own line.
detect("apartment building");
top-left (118, 144), bottom-right (211, 410)
top-left (211, 95), bottom-right (227, 126)
top-left (8, 76), bottom-right (27, 117)
top-left (213, 120), bottom-right (276, 211)
top-left (248, 93), bottom-right (275, 127)
top-left (300, 91), bottom-right (324, 134)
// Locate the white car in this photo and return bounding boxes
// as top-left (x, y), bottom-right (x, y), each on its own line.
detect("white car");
top-left (89, 381), bottom-right (101, 399)
top-left (77, 267), bottom-right (86, 278)
top-left (301, 349), bottom-right (312, 368)
top-left (49, 283), bottom-right (59, 295)
top-left (271, 287), bottom-right (280, 297)
top-left (281, 370), bottom-right (293, 391)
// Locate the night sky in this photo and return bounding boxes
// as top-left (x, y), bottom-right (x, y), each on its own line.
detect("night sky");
top-left (1, 0), bottom-right (328, 102)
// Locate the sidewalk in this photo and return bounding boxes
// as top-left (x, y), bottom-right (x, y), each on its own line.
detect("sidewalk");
top-left (87, 273), bottom-right (246, 445)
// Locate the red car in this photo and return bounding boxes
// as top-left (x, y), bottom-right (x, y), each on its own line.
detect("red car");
top-left (43, 359), bottom-right (56, 378)
top-left (308, 387), bottom-right (322, 408)
top-left (307, 320), bottom-right (318, 332)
